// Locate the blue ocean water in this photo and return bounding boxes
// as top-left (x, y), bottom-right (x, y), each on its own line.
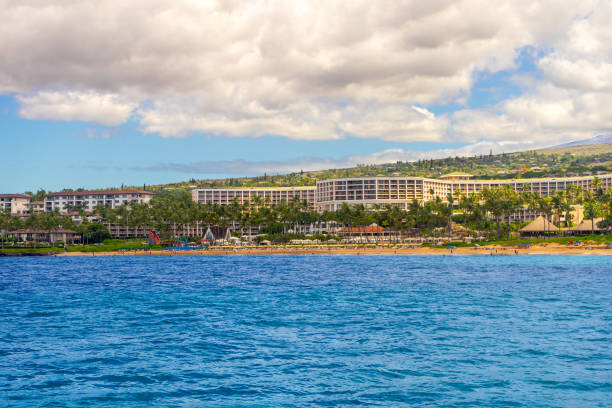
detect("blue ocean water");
top-left (0, 255), bottom-right (610, 407)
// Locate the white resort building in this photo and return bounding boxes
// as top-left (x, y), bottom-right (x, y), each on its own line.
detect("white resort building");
top-left (44, 190), bottom-right (153, 212)
top-left (191, 174), bottom-right (612, 216)
top-left (192, 186), bottom-right (317, 210)
top-left (314, 174), bottom-right (612, 212)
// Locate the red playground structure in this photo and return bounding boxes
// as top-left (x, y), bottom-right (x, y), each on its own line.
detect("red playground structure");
top-left (148, 230), bottom-right (162, 245)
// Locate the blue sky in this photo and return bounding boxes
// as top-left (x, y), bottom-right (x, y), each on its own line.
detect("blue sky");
top-left (0, 49), bottom-right (538, 192)
top-left (0, 70), bottom-right (505, 193)
top-left (0, 93), bottom-right (465, 190)
top-left (1, 1), bottom-right (608, 193)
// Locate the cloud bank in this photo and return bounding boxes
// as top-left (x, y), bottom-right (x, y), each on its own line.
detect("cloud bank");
top-left (1, 0), bottom-right (611, 146)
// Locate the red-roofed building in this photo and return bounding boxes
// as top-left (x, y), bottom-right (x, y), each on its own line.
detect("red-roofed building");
top-left (337, 224), bottom-right (399, 241)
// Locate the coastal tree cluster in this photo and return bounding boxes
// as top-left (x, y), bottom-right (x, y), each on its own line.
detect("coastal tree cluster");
top-left (97, 181), bottom-right (612, 240)
top-left (4, 182), bottom-right (612, 243)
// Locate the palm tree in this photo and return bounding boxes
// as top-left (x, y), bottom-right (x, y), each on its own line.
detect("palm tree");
top-left (583, 191), bottom-right (601, 234)
top-left (551, 191), bottom-right (564, 226)
top-left (446, 192), bottom-right (456, 240)
top-left (481, 186), bottom-right (522, 239)
top-left (600, 189), bottom-right (612, 232)
top-left (592, 176), bottom-right (603, 200)
top-left (536, 196), bottom-right (554, 234)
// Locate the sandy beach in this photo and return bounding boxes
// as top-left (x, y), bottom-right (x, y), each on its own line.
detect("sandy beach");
top-left (56, 245), bottom-right (612, 257)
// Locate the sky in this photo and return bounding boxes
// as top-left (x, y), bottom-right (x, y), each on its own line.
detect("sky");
top-left (2, 0), bottom-right (612, 193)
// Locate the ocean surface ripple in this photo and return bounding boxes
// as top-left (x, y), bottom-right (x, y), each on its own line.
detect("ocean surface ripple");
top-left (0, 255), bottom-right (610, 407)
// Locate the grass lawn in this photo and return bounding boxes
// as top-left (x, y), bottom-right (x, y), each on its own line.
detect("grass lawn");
top-left (1, 239), bottom-right (152, 255)
top-left (64, 239), bottom-right (151, 252)
top-left (0, 247), bottom-right (62, 255)
top-left (474, 234), bottom-right (612, 247)
top-left (429, 234), bottom-right (612, 248)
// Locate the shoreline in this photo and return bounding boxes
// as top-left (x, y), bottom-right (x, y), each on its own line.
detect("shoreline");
top-left (53, 245), bottom-right (612, 257)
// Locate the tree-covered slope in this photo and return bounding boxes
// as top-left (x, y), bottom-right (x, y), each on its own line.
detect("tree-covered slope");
top-left (149, 143), bottom-right (612, 192)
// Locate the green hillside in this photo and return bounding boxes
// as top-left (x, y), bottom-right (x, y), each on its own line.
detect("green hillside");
top-left (151, 143), bottom-right (612, 192)
top-left (42, 143), bottom-right (612, 195)
top-left (533, 142), bottom-right (612, 156)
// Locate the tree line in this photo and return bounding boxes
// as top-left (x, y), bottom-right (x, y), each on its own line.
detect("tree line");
top-left (2, 183), bottom-right (612, 243)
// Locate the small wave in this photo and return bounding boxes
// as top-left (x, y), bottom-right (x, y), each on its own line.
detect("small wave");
top-left (536, 380), bottom-right (611, 391)
top-left (24, 311), bottom-right (61, 318)
top-left (28, 379), bottom-right (73, 390)
top-left (97, 374), bottom-right (155, 384)
top-left (359, 390), bottom-right (440, 404)
top-left (77, 356), bottom-right (136, 366)
top-left (523, 348), bottom-right (548, 356)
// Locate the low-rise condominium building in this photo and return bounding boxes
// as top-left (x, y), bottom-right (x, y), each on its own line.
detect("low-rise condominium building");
top-left (0, 194), bottom-right (31, 214)
top-left (25, 201), bottom-right (45, 213)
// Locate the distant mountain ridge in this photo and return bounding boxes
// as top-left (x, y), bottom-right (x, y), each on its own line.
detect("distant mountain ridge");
top-left (553, 134), bottom-right (612, 148)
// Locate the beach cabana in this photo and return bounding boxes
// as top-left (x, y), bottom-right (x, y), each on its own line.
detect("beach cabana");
top-left (571, 218), bottom-right (605, 234)
top-left (519, 216), bottom-right (560, 237)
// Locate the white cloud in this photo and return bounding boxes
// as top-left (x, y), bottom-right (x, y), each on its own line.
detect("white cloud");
top-left (339, 105), bottom-right (448, 142)
top-left (138, 99), bottom-right (449, 142)
top-left (17, 91), bottom-right (136, 126)
top-left (451, 3), bottom-right (612, 145)
top-left (0, 0), bottom-right (608, 144)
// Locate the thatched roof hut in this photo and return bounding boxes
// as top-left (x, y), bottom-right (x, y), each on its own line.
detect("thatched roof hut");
top-left (572, 218), bottom-right (605, 233)
top-left (519, 216), bottom-right (559, 236)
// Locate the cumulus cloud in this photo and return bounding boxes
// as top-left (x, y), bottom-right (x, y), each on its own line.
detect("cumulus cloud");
top-left (138, 99), bottom-right (449, 142)
top-left (17, 91), bottom-right (136, 126)
top-left (452, 3), bottom-right (612, 145)
top-left (0, 0), bottom-right (609, 144)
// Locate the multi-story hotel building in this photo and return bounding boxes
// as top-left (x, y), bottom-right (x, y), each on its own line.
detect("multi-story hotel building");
top-left (315, 174), bottom-right (612, 211)
top-left (191, 186), bottom-right (317, 210)
top-left (0, 194), bottom-right (31, 214)
top-left (191, 174), bottom-right (612, 213)
top-left (44, 190), bottom-right (153, 212)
